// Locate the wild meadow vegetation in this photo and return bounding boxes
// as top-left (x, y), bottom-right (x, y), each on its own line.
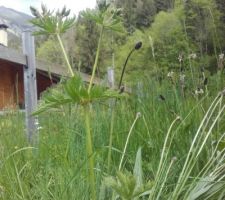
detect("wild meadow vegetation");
top-left (1, 0), bottom-right (225, 199)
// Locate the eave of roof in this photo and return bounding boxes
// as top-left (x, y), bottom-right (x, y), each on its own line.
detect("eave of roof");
top-left (0, 45), bottom-right (101, 84)
top-left (0, 24), bottom-right (8, 29)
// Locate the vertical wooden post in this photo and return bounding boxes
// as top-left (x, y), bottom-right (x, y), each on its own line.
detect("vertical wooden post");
top-left (22, 30), bottom-right (38, 144)
top-left (107, 67), bottom-right (115, 88)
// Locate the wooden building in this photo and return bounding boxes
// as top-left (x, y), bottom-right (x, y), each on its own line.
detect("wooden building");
top-left (0, 20), bottom-right (102, 110)
top-left (0, 45), bottom-right (100, 110)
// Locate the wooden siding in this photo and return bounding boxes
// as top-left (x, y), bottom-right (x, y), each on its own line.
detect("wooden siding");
top-left (0, 59), bottom-right (58, 109)
top-left (0, 60), bottom-right (24, 109)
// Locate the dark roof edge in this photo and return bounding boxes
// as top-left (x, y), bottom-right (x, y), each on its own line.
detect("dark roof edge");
top-left (0, 24), bottom-right (8, 29)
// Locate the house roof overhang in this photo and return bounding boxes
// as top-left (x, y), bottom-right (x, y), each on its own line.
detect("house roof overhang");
top-left (0, 24), bottom-right (8, 29)
top-left (0, 45), bottom-right (101, 84)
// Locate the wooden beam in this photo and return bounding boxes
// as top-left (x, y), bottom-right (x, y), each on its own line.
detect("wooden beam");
top-left (22, 30), bottom-right (38, 144)
top-left (0, 45), bottom-right (26, 65)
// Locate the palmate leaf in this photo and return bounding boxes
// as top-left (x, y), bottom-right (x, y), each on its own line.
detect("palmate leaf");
top-left (30, 4), bottom-right (75, 35)
top-left (104, 148), bottom-right (152, 200)
top-left (33, 76), bottom-right (126, 115)
top-left (32, 89), bottom-right (72, 115)
top-left (82, 4), bottom-right (124, 33)
top-left (105, 171), bottom-right (152, 200)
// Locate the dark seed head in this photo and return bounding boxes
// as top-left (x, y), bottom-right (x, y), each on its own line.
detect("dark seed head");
top-left (200, 66), bottom-right (205, 72)
top-left (204, 78), bottom-right (208, 86)
top-left (119, 85), bottom-right (125, 94)
top-left (134, 41), bottom-right (142, 50)
top-left (180, 66), bottom-right (184, 72)
top-left (159, 94), bottom-right (166, 101)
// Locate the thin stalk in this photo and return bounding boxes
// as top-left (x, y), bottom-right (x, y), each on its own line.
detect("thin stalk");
top-left (84, 105), bottom-right (96, 200)
top-left (118, 49), bottom-right (135, 89)
top-left (155, 158), bottom-right (176, 200)
top-left (14, 160), bottom-right (25, 200)
top-left (107, 108), bottom-right (115, 173)
top-left (149, 116), bottom-right (180, 200)
top-left (118, 113), bottom-right (141, 171)
top-left (171, 94), bottom-right (222, 199)
top-left (183, 134), bottom-right (225, 199)
top-left (56, 34), bottom-right (74, 77)
top-left (196, 104), bottom-right (225, 157)
top-left (179, 104), bottom-right (225, 197)
top-left (88, 26), bottom-right (104, 93)
top-left (157, 116), bottom-right (180, 174)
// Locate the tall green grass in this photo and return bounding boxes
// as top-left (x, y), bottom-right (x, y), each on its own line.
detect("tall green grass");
top-left (0, 74), bottom-right (224, 199)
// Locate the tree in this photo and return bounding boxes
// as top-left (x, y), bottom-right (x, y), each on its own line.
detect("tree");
top-left (114, 0), bottom-right (156, 32)
top-left (154, 0), bottom-right (175, 12)
top-left (149, 10), bottom-right (190, 71)
top-left (36, 37), bottom-right (65, 65)
top-left (184, 0), bottom-right (222, 56)
top-left (215, 0), bottom-right (225, 50)
top-left (73, 10), bottom-right (100, 74)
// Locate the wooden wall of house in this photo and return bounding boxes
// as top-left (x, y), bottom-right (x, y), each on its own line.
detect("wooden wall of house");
top-left (0, 60), bottom-right (24, 109)
top-left (36, 72), bottom-right (56, 99)
top-left (0, 59), bottom-right (57, 110)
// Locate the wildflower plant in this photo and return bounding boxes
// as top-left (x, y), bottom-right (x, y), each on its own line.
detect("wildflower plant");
top-left (30, 4), bottom-right (125, 200)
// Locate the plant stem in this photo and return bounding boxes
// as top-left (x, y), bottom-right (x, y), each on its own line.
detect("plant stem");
top-left (118, 113), bottom-right (141, 171)
top-left (88, 26), bottom-right (104, 93)
top-left (56, 34), bottom-right (75, 77)
top-left (118, 48), bottom-right (135, 89)
top-left (107, 108), bottom-right (115, 173)
top-left (84, 105), bottom-right (96, 200)
top-left (149, 116), bottom-right (180, 200)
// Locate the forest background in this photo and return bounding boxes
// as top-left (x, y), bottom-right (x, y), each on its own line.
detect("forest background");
top-left (35, 0), bottom-right (225, 86)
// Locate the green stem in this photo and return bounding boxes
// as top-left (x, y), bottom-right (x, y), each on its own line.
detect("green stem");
top-left (84, 105), bottom-right (96, 200)
top-left (56, 34), bottom-right (75, 77)
top-left (118, 113), bottom-right (141, 171)
top-left (149, 116), bottom-right (180, 200)
top-left (107, 108), bottom-right (115, 173)
top-left (88, 26), bottom-right (104, 93)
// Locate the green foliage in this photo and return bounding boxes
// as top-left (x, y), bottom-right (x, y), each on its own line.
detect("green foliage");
top-left (1, 75), bottom-right (225, 199)
top-left (30, 5), bottom-right (75, 35)
top-left (12, 2), bottom-right (225, 200)
top-left (105, 171), bottom-right (151, 200)
top-left (149, 10), bottom-right (190, 70)
top-left (30, 4), bottom-right (76, 76)
top-left (105, 148), bottom-right (152, 200)
top-left (33, 76), bottom-right (126, 115)
top-left (82, 4), bottom-right (124, 33)
top-left (74, 13), bottom-right (99, 73)
top-left (184, 0), bottom-right (222, 55)
top-left (31, 4), bottom-right (127, 200)
top-left (114, 0), bottom-right (157, 31)
top-left (113, 30), bottom-right (151, 83)
top-left (36, 37), bottom-right (64, 65)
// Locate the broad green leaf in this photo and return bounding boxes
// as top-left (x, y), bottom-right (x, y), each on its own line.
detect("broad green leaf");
top-left (133, 147), bottom-right (143, 191)
top-left (33, 76), bottom-right (127, 115)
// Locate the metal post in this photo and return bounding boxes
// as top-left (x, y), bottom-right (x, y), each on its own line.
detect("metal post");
top-left (22, 30), bottom-right (38, 144)
top-left (107, 67), bottom-right (115, 89)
